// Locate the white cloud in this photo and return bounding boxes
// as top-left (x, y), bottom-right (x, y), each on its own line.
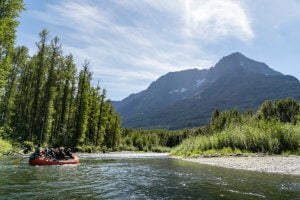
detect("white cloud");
top-left (184, 0), bottom-right (254, 41)
top-left (48, 1), bottom-right (110, 33)
top-left (25, 0), bottom-right (254, 100)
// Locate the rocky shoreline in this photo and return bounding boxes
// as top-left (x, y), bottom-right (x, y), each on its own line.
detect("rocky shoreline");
top-left (174, 155), bottom-right (300, 175)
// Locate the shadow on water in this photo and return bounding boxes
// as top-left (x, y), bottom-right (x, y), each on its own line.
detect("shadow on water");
top-left (0, 153), bottom-right (299, 199)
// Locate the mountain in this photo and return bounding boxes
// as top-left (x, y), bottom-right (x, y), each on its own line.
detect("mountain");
top-left (113, 52), bottom-right (300, 129)
top-left (113, 68), bottom-right (208, 116)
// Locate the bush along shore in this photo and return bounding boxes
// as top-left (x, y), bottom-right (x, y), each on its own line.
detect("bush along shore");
top-left (171, 98), bottom-right (300, 157)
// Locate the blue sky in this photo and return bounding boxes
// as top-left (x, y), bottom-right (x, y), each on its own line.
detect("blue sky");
top-left (16, 0), bottom-right (300, 100)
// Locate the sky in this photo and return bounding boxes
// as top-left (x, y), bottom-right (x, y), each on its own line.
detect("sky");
top-left (16, 0), bottom-right (300, 100)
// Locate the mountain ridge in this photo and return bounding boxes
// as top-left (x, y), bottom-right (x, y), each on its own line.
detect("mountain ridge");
top-left (113, 52), bottom-right (300, 129)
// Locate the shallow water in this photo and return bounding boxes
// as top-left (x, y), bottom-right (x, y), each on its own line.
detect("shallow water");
top-left (0, 153), bottom-right (299, 199)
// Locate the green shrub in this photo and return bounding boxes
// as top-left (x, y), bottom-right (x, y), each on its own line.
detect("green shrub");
top-left (0, 138), bottom-right (12, 156)
top-left (171, 120), bottom-right (300, 156)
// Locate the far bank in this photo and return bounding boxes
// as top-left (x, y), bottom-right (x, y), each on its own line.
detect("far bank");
top-left (172, 155), bottom-right (300, 175)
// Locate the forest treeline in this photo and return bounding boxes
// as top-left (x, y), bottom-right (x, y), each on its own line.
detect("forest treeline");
top-left (0, 0), bottom-right (121, 151)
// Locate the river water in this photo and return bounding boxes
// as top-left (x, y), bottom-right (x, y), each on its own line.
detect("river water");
top-left (0, 153), bottom-right (299, 199)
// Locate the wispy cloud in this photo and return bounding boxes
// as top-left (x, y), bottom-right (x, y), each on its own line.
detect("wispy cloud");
top-left (26, 0), bottom-right (254, 100)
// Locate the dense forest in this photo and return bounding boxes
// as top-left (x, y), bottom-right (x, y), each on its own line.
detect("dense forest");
top-left (0, 0), bottom-right (121, 151)
top-left (1, 1), bottom-right (299, 156)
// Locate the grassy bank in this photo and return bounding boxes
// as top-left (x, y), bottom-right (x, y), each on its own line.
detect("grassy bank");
top-left (171, 120), bottom-right (300, 157)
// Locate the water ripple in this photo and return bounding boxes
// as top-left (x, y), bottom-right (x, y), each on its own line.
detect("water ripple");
top-left (0, 153), bottom-right (299, 199)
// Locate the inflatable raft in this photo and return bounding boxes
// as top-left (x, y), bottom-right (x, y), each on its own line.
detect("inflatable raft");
top-left (29, 156), bottom-right (79, 165)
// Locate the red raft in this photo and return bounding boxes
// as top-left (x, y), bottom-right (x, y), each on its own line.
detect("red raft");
top-left (29, 156), bottom-right (79, 166)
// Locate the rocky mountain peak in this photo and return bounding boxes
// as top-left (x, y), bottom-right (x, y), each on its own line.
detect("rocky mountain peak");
top-left (112, 53), bottom-right (299, 129)
top-left (207, 52), bottom-right (281, 82)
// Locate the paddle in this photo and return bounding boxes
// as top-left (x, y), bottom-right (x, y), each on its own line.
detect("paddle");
top-left (11, 149), bottom-right (29, 164)
top-left (45, 152), bottom-right (62, 165)
top-left (12, 156), bottom-right (28, 165)
top-left (11, 149), bottom-right (26, 156)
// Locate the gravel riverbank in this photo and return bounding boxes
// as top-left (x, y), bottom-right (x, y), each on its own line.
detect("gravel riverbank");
top-left (174, 155), bottom-right (300, 175)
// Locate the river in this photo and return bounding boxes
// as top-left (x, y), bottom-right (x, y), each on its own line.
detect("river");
top-left (0, 153), bottom-right (299, 199)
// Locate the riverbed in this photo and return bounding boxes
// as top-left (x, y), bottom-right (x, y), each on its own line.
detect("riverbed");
top-left (0, 153), bottom-right (299, 199)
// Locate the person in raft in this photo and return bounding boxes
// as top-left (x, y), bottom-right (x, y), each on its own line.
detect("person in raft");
top-left (48, 148), bottom-right (56, 158)
top-left (34, 144), bottom-right (42, 158)
top-left (42, 147), bottom-right (49, 156)
top-left (29, 144), bottom-right (42, 160)
top-left (23, 144), bottom-right (32, 154)
top-left (57, 147), bottom-right (66, 160)
top-left (65, 148), bottom-right (74, 159)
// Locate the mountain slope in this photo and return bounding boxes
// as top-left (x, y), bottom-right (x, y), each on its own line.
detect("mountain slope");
top-left (113, 52), bottom-right (300, 129)
top-left (114, 68), bottom-right (208, 117)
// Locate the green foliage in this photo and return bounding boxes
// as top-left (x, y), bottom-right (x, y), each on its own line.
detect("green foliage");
top-left (73, 61), bottom-right (91, 145)
top-left (171, 102), bottom-right (300, 157)
top-left (210, 108), bottom-right (242, 132)
top-left (119, 128), bottom-right (192, 152)
top-left (0, 27), bottom-right (121, 149)
top-left (0, 138), bottom-right (12, 156)
top-left (257, 98), bottom-right (300, 123)
top-left (22, 140), bottom-right (33, 148)
top-left (0, 0), bottom-right (24, 94)
top-left (0, 125), bottom-right (12, 139)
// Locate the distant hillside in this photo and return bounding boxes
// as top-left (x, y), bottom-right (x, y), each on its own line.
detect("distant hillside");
top-left (113, 52), bottom-right (300, 129)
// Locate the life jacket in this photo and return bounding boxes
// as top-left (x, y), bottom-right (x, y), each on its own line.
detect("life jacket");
top-left (29, 154), bottom-right (35, 160)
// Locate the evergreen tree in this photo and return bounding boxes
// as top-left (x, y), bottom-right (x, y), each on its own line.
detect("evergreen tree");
top-left (274, 98), bottom-right (300, 123)
top-left (257, 100), bottom-right (275, 121)
top-left (73, 61), bottom-right (91, 146)
top-left (103, 106), bottom-right (121, 149)
top-left (39, 36), bottom-right (62, 143)
top-left (1, 46), bottom-right (28, 126)
top-left (28, 29), bottom-right (49, 142)
top-left (0, 0), bottom-right (24, 95)
top-left (96, 89), bottom-right (106, 146)
top-left (13, 51), bottom-right (34, 140)
top-left (257, 98), bottom-right (299, 123)
top-left (211, 109), bottom-right (220, 125)
top-left (86, 85), bottom-right (100, 145)
top-left (51, 54), bottom-right (76, 146)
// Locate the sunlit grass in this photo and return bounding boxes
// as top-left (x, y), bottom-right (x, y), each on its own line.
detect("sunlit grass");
top-left (171, 120), bottom-right (300, 157)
